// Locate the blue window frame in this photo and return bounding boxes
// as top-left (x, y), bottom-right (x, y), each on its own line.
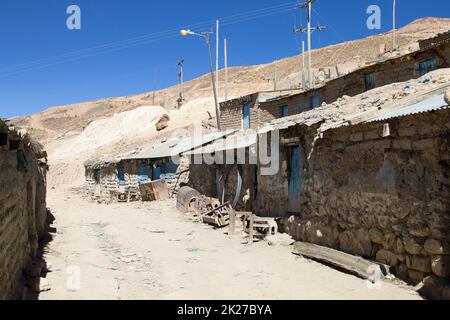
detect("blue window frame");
top-left (310, 95), bottom-right (321, 109)
top-left (364, 72), bottom-right (375, 91)
top-left (281, 105), bottom-right (289, 117)
top-left (419, 58), bottom-right (438, 75)
top-left (117, 166), bottom-right (125, 186)
top-left (243, 102), bottom-right (250, 129)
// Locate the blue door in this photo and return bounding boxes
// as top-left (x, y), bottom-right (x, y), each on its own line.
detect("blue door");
top-left (243, 102), bottom-right (250, 129)
top-left (138, 161), bottom-right (149, 184)
top-left (117, 166), bottom-right (125, 186)
top-left (152, 166), bottom-right (161, 180)
top-left (288, 146), bottom-right (302, 213)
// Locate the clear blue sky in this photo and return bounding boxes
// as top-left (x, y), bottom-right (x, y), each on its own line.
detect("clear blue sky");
top-left (0, 0), bottom-right (448, 118)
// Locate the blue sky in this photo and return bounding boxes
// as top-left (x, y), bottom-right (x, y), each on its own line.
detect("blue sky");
top-left (0, 0), bottom-right (448, 118)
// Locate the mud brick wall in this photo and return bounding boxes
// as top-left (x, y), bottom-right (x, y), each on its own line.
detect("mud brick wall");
top-left (281, 110), bottom-right (450, 297)
top-left (220, 93), bottom-right (259, 131)
top-left (0, 124), bottom-right (47, 300)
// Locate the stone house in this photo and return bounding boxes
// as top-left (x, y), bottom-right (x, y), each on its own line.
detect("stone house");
top-left (219, 33), bottom-right (450, 131)
top-left (0, 119), bottom-right (48, 299)
top-left (84, 131), bottom-right (234, 202)
top-left (186, 89), bottom-right (450, 298)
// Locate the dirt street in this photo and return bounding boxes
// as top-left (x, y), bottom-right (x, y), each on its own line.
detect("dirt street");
top-left (39, 188), bottom-right (422, 300)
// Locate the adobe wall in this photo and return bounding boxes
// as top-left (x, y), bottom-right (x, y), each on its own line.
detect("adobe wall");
top-left (280, 110), bottom-right (450, 297)
top-left (219, 94), bottom-right (259, 131)
top-left (0, 122), bottom-right (48, 300)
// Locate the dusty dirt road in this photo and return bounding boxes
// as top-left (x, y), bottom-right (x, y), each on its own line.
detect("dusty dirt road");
top-left (38, 188), bottom-right (422, 300)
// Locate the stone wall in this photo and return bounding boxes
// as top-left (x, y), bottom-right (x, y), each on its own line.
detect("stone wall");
top-left (189, 162), bottom-right (257, 211)
top-left (279, 110), bottom-right (450, 297)
top-left (0, 120), bottom-right (48, 300)
top-left (85, 157), bottom-right (190, 202)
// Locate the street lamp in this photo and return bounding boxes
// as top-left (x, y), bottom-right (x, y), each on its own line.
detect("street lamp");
top-left (181, 29), bottom-right (221, 131)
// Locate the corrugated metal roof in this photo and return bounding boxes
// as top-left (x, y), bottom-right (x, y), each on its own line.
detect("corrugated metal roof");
top-left (365, 94), bottom-right (449, 123)
top-left (184, 131), bottom-right (257, 156)
top-left (122, 130), bottom-right (236, 160)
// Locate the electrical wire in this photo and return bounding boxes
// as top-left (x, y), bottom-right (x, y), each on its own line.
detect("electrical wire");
top-left (0, 1), bottom-right (300, 78)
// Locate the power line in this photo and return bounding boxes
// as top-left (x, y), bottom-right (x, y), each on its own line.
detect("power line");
top-left (0, 2), bottom-right (299, 78)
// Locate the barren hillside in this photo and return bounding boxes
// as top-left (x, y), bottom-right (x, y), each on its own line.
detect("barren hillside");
top-left (9, 17), bottom-right (450, 188)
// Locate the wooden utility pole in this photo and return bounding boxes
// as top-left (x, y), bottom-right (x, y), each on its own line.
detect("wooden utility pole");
top-left (293, 0), bottom-right (325, 90)
top-left (216, 19), bottom-right (220, 100)
top-left (224, 38), bottom-right (228, 101)
top-left (177, 59), bottom-right (185, 108)
top-left (392, 0), bottom-right (397, 51)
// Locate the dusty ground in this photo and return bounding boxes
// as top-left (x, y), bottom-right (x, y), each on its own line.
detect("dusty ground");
top-left (39, 188), bottom-right (422, 300)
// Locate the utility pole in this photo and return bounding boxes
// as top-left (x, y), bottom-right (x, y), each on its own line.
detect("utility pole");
top-left (224, 38), bottom-right (228, 101)
top-left (392, 0), bottom-right (397, 51)
top-left (302, 40), bottom-right (306, 89)
top-left (306, 0), bottom-right (313, 89)
top-left (181, 29), bottom-right (221, 130)
top-left (216, 19), bottom-right (220, 100)
top-left (177, 59), bottom-right (185, 108)
top-left (273, 64), bottom-right (277, 91)
top-left (293, 0), bottom-right (325, 90)
top-left (152, 66), bottom-right (158, 105)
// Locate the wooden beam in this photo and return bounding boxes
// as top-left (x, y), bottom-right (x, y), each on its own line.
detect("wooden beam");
top-left (293, 242), bottom-right (382, 282)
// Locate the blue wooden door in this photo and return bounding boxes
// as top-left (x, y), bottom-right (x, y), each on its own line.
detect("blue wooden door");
top-left (117, 166), bottom-right (125, 186)
top-left (288, 146), bottom-right (302, 213)
top-left (243, 102), bottom-right (250, 129)
top-left (138, 161), bottom-right (149, 184)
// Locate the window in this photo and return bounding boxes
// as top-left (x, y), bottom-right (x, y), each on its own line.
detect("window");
top-left (310, 95), bottom-right (321, 109)
top-left (117, 166), bottom-right (125, 186)
top-left (280, 105), bottom-right (289, 117)
top-left (364, 72), bottom-right (376, 91)
top-left (419, 58), bottom-right (438, 75)
top-left (243, 102), bottom-right (250, 129)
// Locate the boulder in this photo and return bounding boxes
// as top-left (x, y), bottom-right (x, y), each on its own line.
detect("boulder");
top-left (424, 238), bottom-right (450, 255)
top-left (418, 276), bottom-right (450, 300)
top-left (383, 233), bottom-right (396, 250)
top-left (408, 270), bottom-right (426, 285)
top-left (403, 237), bottom-right (423, 255)
top-left (406, 255), bottom-right (431, 273)
top-left (155, 114), bottom-right (170, 131)
top-left (431, 256), bottom-right (450, 279)
top-left (369, 228), bottom-right (383, 244)
top-left (376, 249), bottom-right (399, 267)
top-left (339, 229), bottom-right (372, 257)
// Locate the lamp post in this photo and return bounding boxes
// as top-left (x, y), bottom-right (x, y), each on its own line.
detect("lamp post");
top-left (181, 29), bottom-right (221, 131)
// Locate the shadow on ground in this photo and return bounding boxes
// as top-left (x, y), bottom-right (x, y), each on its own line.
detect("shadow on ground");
top-left (24, 209), bottom-right (56, 300)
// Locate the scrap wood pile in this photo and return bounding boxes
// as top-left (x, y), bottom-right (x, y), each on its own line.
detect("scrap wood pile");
top-left (176, 186), bottom-right (278, 241)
